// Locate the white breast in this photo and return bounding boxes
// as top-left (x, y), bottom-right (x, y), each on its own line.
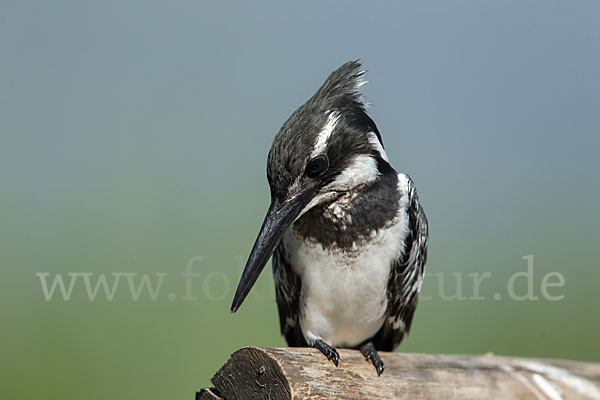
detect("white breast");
top-left (283, 200), bottom-right (409, 347)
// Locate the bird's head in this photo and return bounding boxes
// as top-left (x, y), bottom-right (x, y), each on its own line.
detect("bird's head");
top-left (231, 60), bottom-right (391, 312)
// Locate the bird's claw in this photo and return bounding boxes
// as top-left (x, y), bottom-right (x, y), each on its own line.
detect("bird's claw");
top-left (373, 359), bottom-right (384, 376)
top-left (359, 341), bottom-right (385, 376)
top-left (313, 339), bottom-right (340, 367)
top-left (327, 348), bottom-right (340, 367)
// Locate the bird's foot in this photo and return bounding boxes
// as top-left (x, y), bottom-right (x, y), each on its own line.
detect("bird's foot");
top-left (311, 339), bottom-right (340, 367)
top-left (360, 341), bottom-right (384, 376)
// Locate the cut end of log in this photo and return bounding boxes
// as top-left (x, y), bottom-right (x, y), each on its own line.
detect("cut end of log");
top-left (198, 347), bottom-right (600, 400)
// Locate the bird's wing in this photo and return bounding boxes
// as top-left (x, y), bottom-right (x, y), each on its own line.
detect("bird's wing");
top-left (373, 174), bottom-right (428, 351)
top-left (272, 241), bottom-right (307, 346)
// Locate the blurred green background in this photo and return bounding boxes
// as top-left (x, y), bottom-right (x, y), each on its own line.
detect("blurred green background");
top-left (1, 1), bottom-right (599, 399)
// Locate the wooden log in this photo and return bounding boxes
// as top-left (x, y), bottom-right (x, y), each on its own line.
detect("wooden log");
top-left (197, 347), bottom-right (600, 400)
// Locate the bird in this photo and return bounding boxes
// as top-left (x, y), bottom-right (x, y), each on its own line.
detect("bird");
top-left (230, 60), bottom-right (428, 376)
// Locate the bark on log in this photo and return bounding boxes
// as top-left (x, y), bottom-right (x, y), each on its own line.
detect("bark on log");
top-left (197, 347), bottom-right (600, 400)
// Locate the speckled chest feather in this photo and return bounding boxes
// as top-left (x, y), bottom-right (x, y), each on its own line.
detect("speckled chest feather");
top-left (292, 171), bottom-right (400, 250)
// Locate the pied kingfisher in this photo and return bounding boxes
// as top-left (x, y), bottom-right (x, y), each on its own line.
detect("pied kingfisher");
top-left (231, 61), bottom-right (428, 376)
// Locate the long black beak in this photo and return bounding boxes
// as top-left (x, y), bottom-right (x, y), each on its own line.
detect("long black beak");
top-left (231, 191), bottom-right (313, 312)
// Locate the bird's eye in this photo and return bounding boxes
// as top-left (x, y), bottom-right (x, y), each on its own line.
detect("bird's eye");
top-left (306, 155), bottom-right (329, 178)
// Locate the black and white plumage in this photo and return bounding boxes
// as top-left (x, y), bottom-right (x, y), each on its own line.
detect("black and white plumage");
top-left (231, 61), bottom-right (428, 375)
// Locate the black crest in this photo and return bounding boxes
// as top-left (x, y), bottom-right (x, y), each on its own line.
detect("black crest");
top-left (310, 60), bottom-right (367, 113)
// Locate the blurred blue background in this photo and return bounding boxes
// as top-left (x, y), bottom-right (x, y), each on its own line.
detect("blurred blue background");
top-left (1, 1), bottom-right (599, 399)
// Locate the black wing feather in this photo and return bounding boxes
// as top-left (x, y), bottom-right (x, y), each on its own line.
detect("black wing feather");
top-left (372, 175), bottom-right (428, 351)
top-left (272, 241), bottom-right (307, 347)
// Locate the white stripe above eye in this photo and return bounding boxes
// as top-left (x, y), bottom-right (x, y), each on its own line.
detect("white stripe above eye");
top-left (368, 132), bottom-right (389, 162)
top-left (311, 111), bottom-right (340, 157)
